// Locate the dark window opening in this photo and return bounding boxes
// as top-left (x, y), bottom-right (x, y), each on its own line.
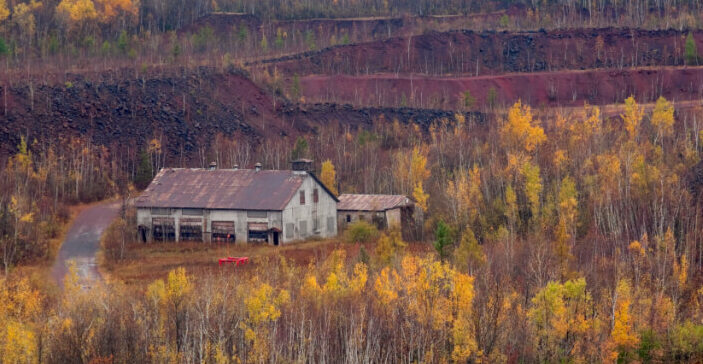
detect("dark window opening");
top-left (300, 190), bottom-right (306, 205)
top-left (180, 224), bottom-right (202, 241)
top-left (346, 214), bottom-right (351, 222)
top-left (152, 218), bottom-right (175, 242)
top-left (372, 213), bottom-right (387, 230)
top-left (212, 232), bottom-right (235, 243)
top-left (212, 221), bottom-right (235, 243)
top-left (153, 224), bottom-right (175, 242)
top-left (248, 230), bottom-right (268, 242)
top-left (313, 189), bottom-right (319, 203)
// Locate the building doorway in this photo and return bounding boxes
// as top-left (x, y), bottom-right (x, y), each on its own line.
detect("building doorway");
top-left (273, 231), bottom-right (279, 246)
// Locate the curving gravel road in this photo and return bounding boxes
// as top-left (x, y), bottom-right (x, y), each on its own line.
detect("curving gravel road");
top-left (51, 201), bottom-right (120, 288)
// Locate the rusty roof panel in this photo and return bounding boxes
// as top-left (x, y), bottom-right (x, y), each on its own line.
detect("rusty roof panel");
top-left (135, 168), bottom-right (305, 211)
top-left (337, 194), bottom-right (412, 212)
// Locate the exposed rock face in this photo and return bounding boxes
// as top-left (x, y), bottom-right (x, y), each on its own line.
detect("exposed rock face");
top-left (0, 67), bottom-right (484, 162)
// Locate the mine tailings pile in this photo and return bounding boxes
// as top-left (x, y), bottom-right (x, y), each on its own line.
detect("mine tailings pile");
top-left (0, 66), bottom-right (484, 161)
top-left (256, 27), bottom-right (703, 107)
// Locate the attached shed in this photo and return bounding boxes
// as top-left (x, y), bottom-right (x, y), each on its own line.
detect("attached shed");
top-left (135, 162), bottom-right (338, 244)
top-left (337, 194), bottom-right (414, 231)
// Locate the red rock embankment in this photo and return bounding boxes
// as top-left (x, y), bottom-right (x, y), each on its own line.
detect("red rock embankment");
top-left (297, 66), bottom-right (703, 108)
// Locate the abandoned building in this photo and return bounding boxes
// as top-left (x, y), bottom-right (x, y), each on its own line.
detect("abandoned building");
top-left (135, 161), bottom-right (338, 244)
top-left (337, 194), bottom-right (415, 231)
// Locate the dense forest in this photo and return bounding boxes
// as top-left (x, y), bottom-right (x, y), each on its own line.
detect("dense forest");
top-left (0, 0), bottom-right (702, 72)
top-left (3, 97), bottom-right (703, 362)
top-left (2, 0), bottom-right (703, 362)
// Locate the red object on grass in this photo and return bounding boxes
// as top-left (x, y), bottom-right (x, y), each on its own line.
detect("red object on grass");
top-left (218, 257), bottom-right (250, 266)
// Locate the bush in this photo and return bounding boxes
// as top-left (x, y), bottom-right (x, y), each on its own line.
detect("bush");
top-left (344, 220), bottom-right (379, 243)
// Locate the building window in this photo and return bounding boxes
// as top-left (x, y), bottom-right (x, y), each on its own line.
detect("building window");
top-left (313, 218), bottom-right (319, 232)
top-left (285, 223), bottom-right (294, 239)
top-left (247, 210), bottom-right (267, 218)
top-left (182, 208), bottom-right (203, 216)
top-left (359, 214), bottom-right (365, 221)
top-left (151, 208), bottom-right (170, 215)
top-left (300, 190), bottom-right (306, 205)
top-left (299, 220), bottom-right (307, 236)
top-left (313, 189), bottom-right (319, 203)
top-left (346, 215), bottom-right (351, 222)
top-left (212, 221), bottom-right (235, 243)
top-left (247, 230), bottom-right (268, 242)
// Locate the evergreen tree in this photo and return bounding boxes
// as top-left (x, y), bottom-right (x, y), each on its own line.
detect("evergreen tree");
top-left (291, 137), bottom-right (308, 160)
top-left (434, 219), bottom-right (451, 262)
top-left (135, 149), bottom-right (153, 190)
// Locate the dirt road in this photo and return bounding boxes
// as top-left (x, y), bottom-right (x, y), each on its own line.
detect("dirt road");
top-left (51, 201), bottom-right (120, 288)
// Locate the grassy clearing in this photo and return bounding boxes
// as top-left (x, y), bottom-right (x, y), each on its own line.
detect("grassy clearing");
top-left (102, 239), bottom-right (432, 287)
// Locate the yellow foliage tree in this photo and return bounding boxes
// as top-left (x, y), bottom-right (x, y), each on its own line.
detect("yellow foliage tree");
top-left (409, 146), bottom-right (430, 186)
top-left (651, 96), bottom-right (674, 142)
top-left (147, 267), bottom-right (193, 353)
top-left (500, 100), bottom-right (546, 153)
top-left (529, 278), bottom-right (594, 362)
top-left (621, 96), bottom-right (644, 141)
top-left (451, 273), bottom-right (478, 362)
top-left (319, 159), bottom-right (338, 196)
top-left (595, 153), bottom-right (621, 199)
top-left (244, 282), bottom-right (290, 362)
top-left (521, 160), bottom-right (542, 223)
top-left (413, 182), bottom-right (429, 212)
top-left (445, 165), bottom-right (482, 225)
top-left (3, 321), bottom-right (36, 364)
top-left (95, 0), bottom-right (138, 22)
top-left (453, 228), bottom-right (485, 274)
top-left (0, 0), bottom-right (8, 23)
top-left (565, 104), bottom-right (602, 158)
top-left (56, 0), bottom-right (97, 26)
top-left (396, 146), bottom-right (430, 200)
top-left (375, 229), bottom-right (406, 265)
top-left (373, 266), bottom-right (400, 309)
top-left (12, 1), bottom-right (41, 41)
top-left (609, 279), bottom-right (639, 361)
top-left (0, 277), bottom-right (41, 364)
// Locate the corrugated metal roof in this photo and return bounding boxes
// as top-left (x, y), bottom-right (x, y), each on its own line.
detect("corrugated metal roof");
top-left (337, 194), bottom-right (412, 212)
top-left (135, 168), bottom-right (306, 211)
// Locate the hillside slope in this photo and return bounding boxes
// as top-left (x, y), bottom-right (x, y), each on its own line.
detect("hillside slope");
top-left (256, 28), bottom-right (702, 76)
top-left (0, 67), bottom-right (483, 161)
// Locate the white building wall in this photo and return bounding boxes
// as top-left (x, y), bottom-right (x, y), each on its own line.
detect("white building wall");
top-left (137, 173), bottom-right (337, 244)
top-left (281, 174), bottom-right (338, 243)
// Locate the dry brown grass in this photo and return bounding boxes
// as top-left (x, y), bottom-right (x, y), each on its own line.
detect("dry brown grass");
top-left (102, 239), bottom-right (433, 287)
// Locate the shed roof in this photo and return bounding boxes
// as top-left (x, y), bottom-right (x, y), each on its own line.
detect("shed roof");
top-left (337, 194), bottom-right (412, 212)
top-left (135, 168), bottom-right (309, 210)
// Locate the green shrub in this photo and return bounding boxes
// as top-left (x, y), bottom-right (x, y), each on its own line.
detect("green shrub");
top-left (685, 32), bottom-right (698, 65)
top-left (344, 220), bottom-right (379, 243)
